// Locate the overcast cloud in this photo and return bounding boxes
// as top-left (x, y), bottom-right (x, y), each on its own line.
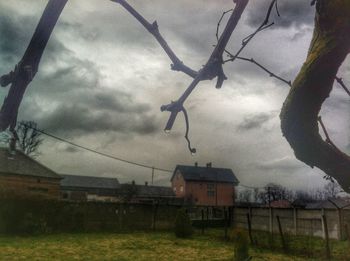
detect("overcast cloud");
top-left (0, 0), bottom-right (348, 191)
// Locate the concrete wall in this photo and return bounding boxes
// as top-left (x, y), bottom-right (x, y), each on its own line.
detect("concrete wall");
top-left (233, 206), bottom-right (350, 240)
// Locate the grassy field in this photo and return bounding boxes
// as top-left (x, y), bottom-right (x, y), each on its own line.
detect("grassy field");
top-left (0, 230), bottom-right (348, 261)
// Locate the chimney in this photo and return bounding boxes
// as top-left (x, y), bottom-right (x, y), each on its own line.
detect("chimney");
top-left (194, 162), bottom-right (198, 167)
top-left (145, 181), bottom-right (148, 186)
top-left (131, 180), bottom-right (135, 185)
top-left (206, 162), bottom-right (212, 168)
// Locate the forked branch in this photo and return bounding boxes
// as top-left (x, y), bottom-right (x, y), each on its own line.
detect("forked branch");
top-left (111, 0), bottom-right (198, 78)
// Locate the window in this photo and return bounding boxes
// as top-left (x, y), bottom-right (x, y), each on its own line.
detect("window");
top-left (207, 183), bottom-right (215, 190)
top-left (207, 191), bottom-right (215, 197)
top-left (207, 183), bottom-right (215, 197)
top-left (180, 186), bottom-right (184, 193)
top-left (173, 187), bottom-right (177, 192)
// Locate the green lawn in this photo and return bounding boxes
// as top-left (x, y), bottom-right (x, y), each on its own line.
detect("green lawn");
top-left (0, 230), bottom-right (348, 260)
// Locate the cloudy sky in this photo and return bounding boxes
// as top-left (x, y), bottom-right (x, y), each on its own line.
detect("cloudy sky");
top-left (0, 0), bottom-right (349, 190)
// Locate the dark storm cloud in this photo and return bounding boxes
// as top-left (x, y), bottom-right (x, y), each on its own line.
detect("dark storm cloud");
top-left (32, 102), bottom-right (158, 136)
top-left (0, 9), bottom-right (36, 64)
top-left (237, 111), bottom-right (276, 131)
top-left (246, 0), bottom-right (315, 29)
top-left (0, 5), bottom-right (71, 71)
top-left (0, 5), bottom-right (159, 139)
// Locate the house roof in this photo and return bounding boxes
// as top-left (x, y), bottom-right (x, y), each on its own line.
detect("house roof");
top-left (172, 165), bottom-right (239, 184)
top-left (60, 174), bottom-right (120, 190)
top-left (119, 184), bottom-right (175, 198)
top-left (305, 198), bottom-right (350, 209)
top-left (0, 147), bottom-right (61, 179)
top-left (292, 198), bottom-right (317, 208)
top-left (269, 200), bottom-right (292, 208)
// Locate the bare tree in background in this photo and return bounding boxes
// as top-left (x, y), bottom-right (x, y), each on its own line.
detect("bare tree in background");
top-left (15, 121), bottom-right (43, 157)
top-left (323, 182), bottom-right (342, 199)
top-left (238, 189), bottom-right (252, 203)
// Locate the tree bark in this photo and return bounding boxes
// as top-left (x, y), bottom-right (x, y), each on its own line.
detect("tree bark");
top-left (280, 0), bottom-right (350, 192)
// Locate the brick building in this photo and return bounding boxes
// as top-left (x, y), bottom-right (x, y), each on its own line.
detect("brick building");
top-left (0, 147), bottom-right (61, 198)
top-left (171, 163), bottom-right (239, 206)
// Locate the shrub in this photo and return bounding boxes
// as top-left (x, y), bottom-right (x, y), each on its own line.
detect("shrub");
top-left (174, 208), bottom-right (193, 238)
top-left (230, 228), bottom-right (250, 261)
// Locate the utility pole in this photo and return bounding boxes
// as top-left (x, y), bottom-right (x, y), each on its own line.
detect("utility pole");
top-left (151, 166), bottom-right (154, 185)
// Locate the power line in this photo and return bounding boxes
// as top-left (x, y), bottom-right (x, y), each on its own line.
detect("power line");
top-left (15, 124), bottom-right (269, 185)
top-left (22, 124), bottom-right (173, 173)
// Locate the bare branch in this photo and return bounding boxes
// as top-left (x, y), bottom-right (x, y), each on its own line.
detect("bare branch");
top-left (111, 0), bottom-right (198, 78)
top-left (0, 0), bottom-right (68, 132)
top-left (335, 76), bottom-right (350, 96)
top-left (228, 55), bottom-right (292, 87)
top-left (216, 9), bottom-right (233, 42)
top-left (225, 0), bottom-right (278, 64)
top-left (317, 116), bottom-right (343, 153)
top-left (161, 0), bottom-right (249, 154)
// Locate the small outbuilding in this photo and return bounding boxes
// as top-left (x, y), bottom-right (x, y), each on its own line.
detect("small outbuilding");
top-left (0, 147), bottom-right (62, 198)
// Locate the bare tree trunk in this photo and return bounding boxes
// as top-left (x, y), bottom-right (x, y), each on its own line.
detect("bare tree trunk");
top-left (280, 0), bottom-right (350, 192)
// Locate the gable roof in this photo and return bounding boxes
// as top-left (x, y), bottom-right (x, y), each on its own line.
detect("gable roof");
top-left (0, 147), bottom-right (61, 179)
top-left (60, 174), bottom-right (120, 190)
top-left (172, 165), bottom-right (239, 184)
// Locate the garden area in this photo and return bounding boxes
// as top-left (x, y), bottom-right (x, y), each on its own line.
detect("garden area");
top-left (0, 229), bottom-right (349, 261)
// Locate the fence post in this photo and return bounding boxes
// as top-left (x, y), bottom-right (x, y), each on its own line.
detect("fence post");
top-left (293, 207), bottom-right (297, 236)
top-left (321, 208), bottom-right (325, 239)
top-left (338, 208), bottom-right (343, 240)
top-left (269, 207), bottom-right (273, 234)
top-left (247, 213), bottom-right (254, 245)
top-left (345, 223), bottom-right (350, 241)
top-left (276, 215), bottom-right (287, 253)
top-left (152, 202), bottom-right (159, 231)
top-left (224, 207), bottom-right (229, 240)
top-left (322, 214), bottom-right (331, 260)
top-left (118, 204), bottom-right (123, 230)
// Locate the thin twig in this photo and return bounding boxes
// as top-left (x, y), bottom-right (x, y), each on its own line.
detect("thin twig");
top-left (335, 76), bottom-right (350, 96)
top-left (111, 0), bottom-right (198, 78)
top-left (318, 116), bottom-right (343, 153)
top-left (235, 55), bottom-right (292, 87)
top-left (216, 9), bottom-right (233, 42)
top-left (182, 107), bottom-right (196, 154)
top-left (225, 0), bottom-right (278, 64)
